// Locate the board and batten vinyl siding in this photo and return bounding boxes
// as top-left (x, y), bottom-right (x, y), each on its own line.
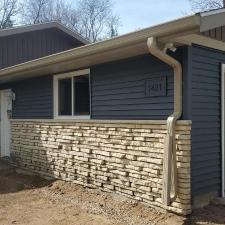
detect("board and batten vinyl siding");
top-left (202, 26), bottom-right (225, 42)
top-left (0, 28), bottom-right (83, 69)
top-left (91, 54), bottom-right (174, 120)
top-left (191, 44), bottom-right (225, 197)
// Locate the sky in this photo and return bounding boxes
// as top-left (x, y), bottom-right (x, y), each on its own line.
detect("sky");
top-left (113, 0), bottom-right (193, 34)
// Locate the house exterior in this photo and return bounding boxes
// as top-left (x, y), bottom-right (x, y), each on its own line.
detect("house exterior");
top-left (1, 9), bottom-right (225, 215)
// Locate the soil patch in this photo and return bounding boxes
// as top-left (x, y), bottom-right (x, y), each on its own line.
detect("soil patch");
top-left (0, 172), bottom-right (224, 225)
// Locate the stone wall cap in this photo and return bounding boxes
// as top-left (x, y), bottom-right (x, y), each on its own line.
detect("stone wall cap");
top-left (10, 119), bottom-right (192, 125)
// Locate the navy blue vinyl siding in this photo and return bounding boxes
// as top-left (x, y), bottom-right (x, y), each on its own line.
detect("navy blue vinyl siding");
top-left (91, 54), bottom-right (174, 120)
top-left (0, 76), bottom-right (53, 119)
top-left (1, 51), bottom-right (187, 120)
top-left (191, 45), bottom-right (225, 197)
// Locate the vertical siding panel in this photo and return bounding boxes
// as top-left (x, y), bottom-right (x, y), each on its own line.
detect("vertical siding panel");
top-left (216, 27), bottom-right (222, 41)
top-left (3, 38), bottom-right (7, 68)
top-left (222, 26), bottom-right (225, 42)
top-left (0, 41), bottom-right (3, 68)
top-left (202, 26), bottom-right (225, 42)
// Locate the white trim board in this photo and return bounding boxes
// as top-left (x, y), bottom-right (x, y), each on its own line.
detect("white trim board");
top-left (221, 64), bottom-right (225, 198)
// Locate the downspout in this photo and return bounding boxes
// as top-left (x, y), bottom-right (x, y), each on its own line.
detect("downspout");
top-left (147, 37), bottom-right (182, 206)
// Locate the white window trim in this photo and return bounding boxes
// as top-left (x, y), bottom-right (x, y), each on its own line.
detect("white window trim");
top-left (53, 68), bottom-right (91, 120)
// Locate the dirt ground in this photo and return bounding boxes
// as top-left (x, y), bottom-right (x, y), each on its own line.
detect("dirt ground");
top-left (0, 172), bottom-right (225, 225)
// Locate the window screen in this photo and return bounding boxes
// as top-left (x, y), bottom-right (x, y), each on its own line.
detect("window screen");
top-left (58, 78), bottom-right (72, 115)
top-left (74, 75), bottom-right (90, 115)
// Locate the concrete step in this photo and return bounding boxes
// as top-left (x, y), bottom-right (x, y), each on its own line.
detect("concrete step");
top-left (0, 159), bottom-right (15, 175)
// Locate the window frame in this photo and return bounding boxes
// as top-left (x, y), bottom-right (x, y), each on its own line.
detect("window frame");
top-left (53, 69), bottom-right (91, 120)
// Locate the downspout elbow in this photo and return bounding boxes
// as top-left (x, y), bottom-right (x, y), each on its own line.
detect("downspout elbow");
top-left (147, 37), bottom-right (183, 206)
top-left (147, 37), bottom-right (182, 117)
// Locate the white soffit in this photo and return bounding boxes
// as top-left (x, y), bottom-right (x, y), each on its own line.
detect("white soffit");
top-left (175, 34), bottom-right (225, 51)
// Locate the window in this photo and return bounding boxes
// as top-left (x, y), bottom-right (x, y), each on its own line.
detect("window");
top-left (54, 69), bottom-right (90, 119)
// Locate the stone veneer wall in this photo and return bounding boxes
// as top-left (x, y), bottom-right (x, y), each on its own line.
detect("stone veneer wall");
top-left (11, 120), bottom-right (192, 215)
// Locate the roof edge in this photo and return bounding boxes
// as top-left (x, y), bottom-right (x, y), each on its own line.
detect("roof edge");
top-left (50, 22), bottom-right (90, 44)
top-left (0, 21), bottom-right (90, 44)
top-left (0, 14), bottom-right (200, 79)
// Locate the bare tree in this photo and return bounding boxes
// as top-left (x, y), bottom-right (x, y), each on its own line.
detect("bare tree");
top-left (20, 0), bottom-right (47, 24)
top-left (0, 0), bottom-right (18, 29)
top-left (77, 0), bottom-right (120, 42)
top-left (189, 0), bottom-right (224, 12)
top-left (20, 0), bottom-right (120, 42)
top-left (107, 15), bottom-right (120, 38)
top-left (20, 0), bottom-right (73, 24)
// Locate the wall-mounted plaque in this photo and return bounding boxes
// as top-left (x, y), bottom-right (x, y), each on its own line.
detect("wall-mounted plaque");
top-left (145, 77), bottom-right (167, 97)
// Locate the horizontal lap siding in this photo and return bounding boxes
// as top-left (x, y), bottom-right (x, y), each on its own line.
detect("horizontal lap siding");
top-left (0, 53), bottom-right (179, 120)
top-left (91, 55), bottom-right (174, 120)
top-left (191, 45), bottom-right (225, 197)
top-left (0, 76), bottom-right (53, 119)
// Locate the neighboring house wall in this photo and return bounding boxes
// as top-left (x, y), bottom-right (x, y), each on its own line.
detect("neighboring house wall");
top-left (0, 28), bottom-right (83, 69)
top-left (190, 45), bottom-right (224, 200)
top-left (202, 26), bottom-right (225, 42)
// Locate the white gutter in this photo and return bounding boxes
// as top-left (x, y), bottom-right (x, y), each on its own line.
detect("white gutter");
top-left (147, 37), bottom-right (182, 206)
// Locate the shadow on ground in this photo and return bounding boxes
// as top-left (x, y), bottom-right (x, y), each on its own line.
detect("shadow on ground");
top-left (182, 204), bottom-right (225, 225)
top-left (0, 172), bottom-right (53, 194)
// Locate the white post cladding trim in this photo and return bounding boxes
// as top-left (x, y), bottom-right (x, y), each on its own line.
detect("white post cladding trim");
top-left (221, 64), bottom-right (225, 198)
top-left (147, 37), bottom-right (182, 206)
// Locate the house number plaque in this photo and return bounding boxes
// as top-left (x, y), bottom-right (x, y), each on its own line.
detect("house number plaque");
top-left (145, 77), bottom-right (167, 97)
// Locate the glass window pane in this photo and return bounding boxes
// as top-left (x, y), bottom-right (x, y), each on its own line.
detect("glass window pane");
top-left (58, 78), bottom-right (72, 115)
top-left (74, 75), bottom-right (90, 115)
